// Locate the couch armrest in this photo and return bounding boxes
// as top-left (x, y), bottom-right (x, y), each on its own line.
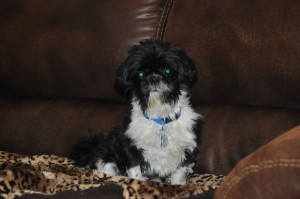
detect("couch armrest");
top-left (214, 125), bottom-right (300, 199)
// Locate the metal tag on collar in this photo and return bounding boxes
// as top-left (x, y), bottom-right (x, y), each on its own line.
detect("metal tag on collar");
top-left (159, 127), bottom-right (168, 148)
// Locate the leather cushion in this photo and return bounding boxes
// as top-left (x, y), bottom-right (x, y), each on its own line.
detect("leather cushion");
top-left (214, 125), bottom-right (300, 199)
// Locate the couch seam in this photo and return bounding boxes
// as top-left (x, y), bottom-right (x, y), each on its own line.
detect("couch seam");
top-left (220, 158), bottom-right (300, 199)
top-left (155, 0), bottom-right (173, 41)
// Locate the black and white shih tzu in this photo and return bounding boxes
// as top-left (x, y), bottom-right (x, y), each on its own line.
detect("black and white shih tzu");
top-left (70, 40), bottom-right (202, 185)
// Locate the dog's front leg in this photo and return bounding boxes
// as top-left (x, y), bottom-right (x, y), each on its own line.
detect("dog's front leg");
top-left (168, 164), bottom-right (194, 185)
top-left (127, 165), bottom-right (147, 181)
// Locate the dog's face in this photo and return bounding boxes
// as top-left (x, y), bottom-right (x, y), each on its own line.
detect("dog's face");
top-left (115, 40), bottom-right (197, 111)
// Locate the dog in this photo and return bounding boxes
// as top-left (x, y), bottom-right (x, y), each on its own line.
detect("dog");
top-left (69, 40), bottom-right (202, 185)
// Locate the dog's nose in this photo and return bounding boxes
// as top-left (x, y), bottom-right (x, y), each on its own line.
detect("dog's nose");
top-left (148, 75), bottom-right (161, 85)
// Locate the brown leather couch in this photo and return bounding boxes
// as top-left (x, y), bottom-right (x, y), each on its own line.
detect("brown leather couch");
top-left (1, 0), bottom-right (300, 198)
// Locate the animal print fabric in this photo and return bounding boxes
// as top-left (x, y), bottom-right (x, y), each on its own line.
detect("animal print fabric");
top-left (0, 151), bottom-right (224, 199)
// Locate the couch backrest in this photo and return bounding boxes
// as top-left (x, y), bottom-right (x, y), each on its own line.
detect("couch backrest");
top-left (0, 0), bottom-right (171, 100)
top-left (164, 0), bottom-right (300, 110)
top-left (1, 0), bottom-right (299, 110)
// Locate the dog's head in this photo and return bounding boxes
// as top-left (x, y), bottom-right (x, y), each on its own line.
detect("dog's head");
top-left (115, 40), bottom-right (197, 110)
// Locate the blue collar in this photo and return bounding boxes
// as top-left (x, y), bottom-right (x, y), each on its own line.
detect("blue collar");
top-left (143, 112), bottom-right (181, 126)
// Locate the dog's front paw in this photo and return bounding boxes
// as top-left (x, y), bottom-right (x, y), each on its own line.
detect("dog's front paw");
top-left (168, 166), bottom-right (193, 185)
top-left (127, 165), bottom-right (147, 181)
top-left (168, 175), bottom-right (187, 185)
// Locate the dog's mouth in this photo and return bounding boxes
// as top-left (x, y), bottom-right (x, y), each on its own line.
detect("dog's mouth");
top-left (141, 80), bottom-right (172, 96)
top-left (148, 84), bottom-right (168, 94)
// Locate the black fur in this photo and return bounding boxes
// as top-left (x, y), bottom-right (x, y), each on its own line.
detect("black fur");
top-left (69, 40), bottom-right (201, 184)
top-left (70, 119), bottom-right (144, 175)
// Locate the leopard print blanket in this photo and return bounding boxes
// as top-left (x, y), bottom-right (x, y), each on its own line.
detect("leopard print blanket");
top-left (0, 151), bottom-right (224, 199)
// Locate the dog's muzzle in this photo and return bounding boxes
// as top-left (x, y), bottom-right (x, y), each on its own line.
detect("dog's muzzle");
top-left (147, 75), bottom-right (161, 86)
top-left (145, 74), bottom-right (161, 92)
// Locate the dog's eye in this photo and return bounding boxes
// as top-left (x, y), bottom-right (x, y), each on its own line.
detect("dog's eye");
top-left (163, 67), bottom-right (172, 76)
top-left (137, 71), bottom-right (145, 79)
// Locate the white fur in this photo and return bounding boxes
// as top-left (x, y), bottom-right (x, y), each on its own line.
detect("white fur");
top-left (95, 159), bottom-right (106, 171)
top-left (127, 165), bottom-right (146, 181)
top-left (126, 90), bottom-right (202, 178)
top-left (94, 90), bottom-right (201, 183)
top-left (96, 159), bottom-right (119, 176)
top-left (169, 163), bottom-right (194, 185)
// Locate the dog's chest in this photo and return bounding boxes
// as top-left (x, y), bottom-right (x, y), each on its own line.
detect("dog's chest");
top-left (126, 113), bottom-right (197, 176)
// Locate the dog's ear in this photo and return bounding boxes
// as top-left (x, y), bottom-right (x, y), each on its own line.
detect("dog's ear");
top-left (172, 46), bottom-right (198, 88)
top-left (115, 42), bottom-right (143, 97)
top-left (114, 58), bottom-right (133, 97)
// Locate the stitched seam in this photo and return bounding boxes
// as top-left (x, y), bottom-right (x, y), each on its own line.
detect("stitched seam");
top-left (221, 158), bottom-right (300, 199)
top-left (155, 0), bottom-right (171, 41)
top-left (155, 0), bottom-right (173, 41)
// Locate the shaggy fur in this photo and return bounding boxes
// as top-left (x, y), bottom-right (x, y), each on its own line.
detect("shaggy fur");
top-left (69, 40), bottom-right (202, 185)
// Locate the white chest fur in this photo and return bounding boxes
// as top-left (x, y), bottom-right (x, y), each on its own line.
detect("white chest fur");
top-left (125, 92), bottom-right (201, 177)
